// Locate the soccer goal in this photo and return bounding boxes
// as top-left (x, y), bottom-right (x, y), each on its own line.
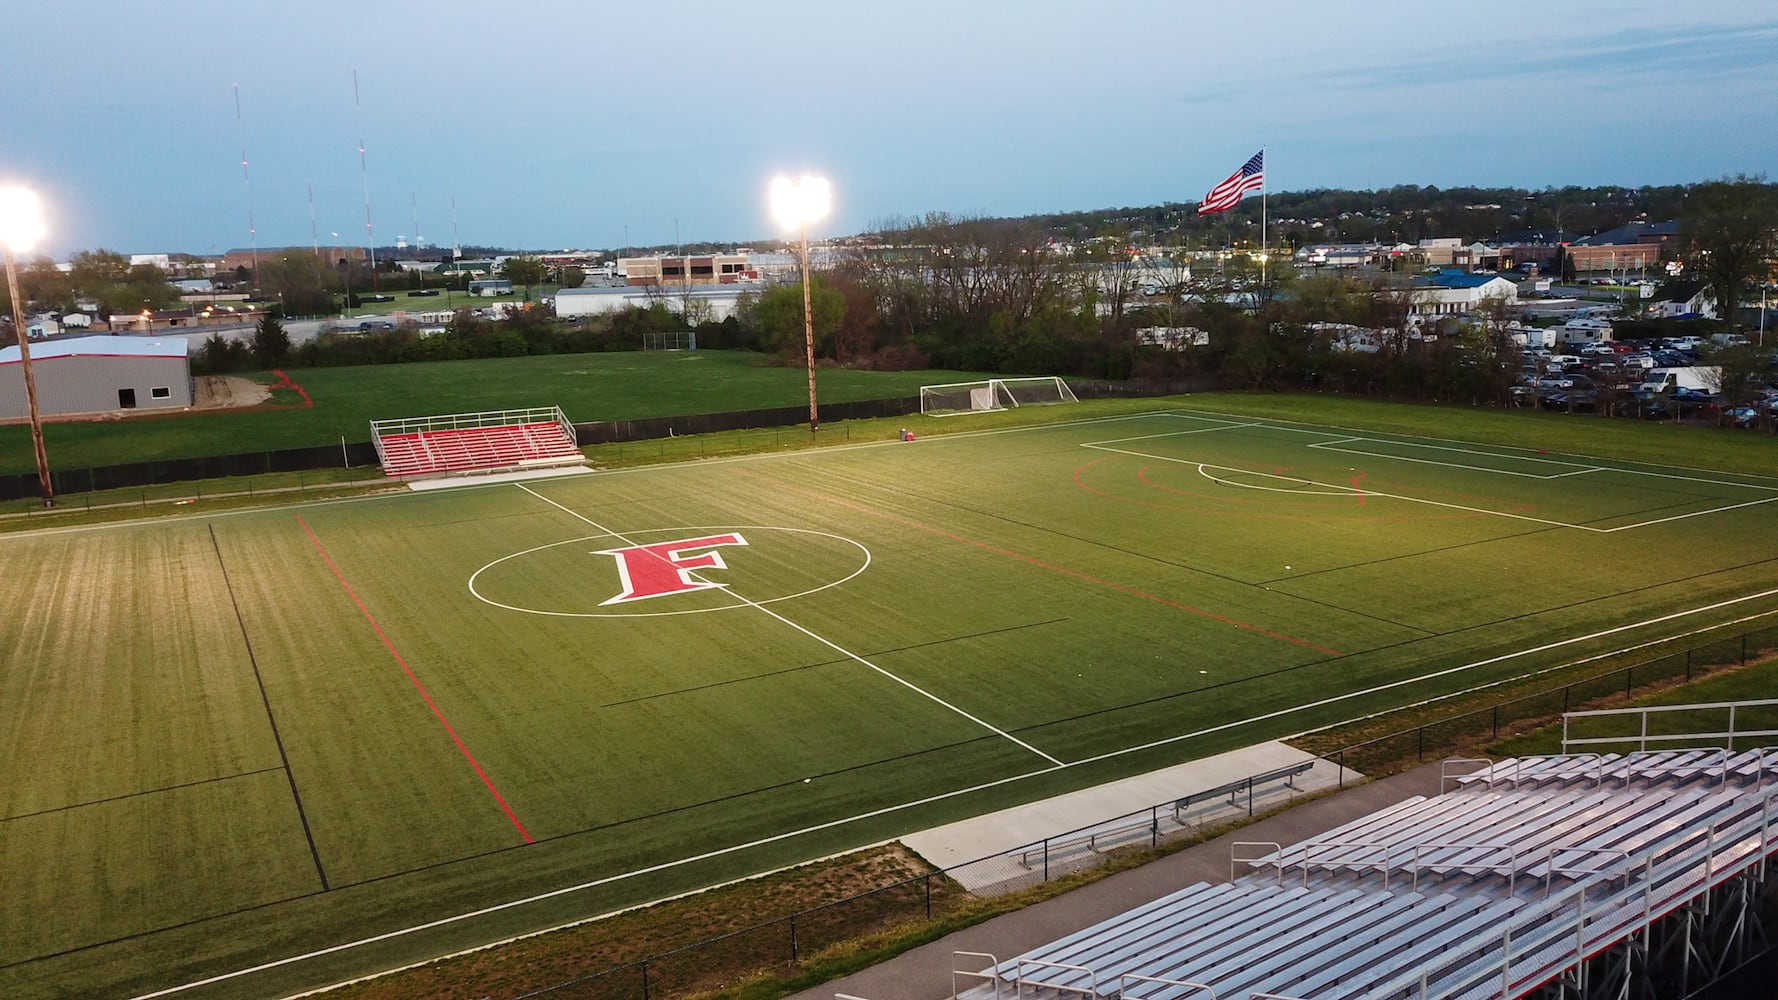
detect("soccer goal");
top-left (919, 376), bottom-right (1080, 416)
top-left (642, 331), bottom-right (697, 351)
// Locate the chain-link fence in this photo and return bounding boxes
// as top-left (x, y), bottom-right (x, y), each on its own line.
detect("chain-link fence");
top-left (1330, 621), bottom-right (1778, 783)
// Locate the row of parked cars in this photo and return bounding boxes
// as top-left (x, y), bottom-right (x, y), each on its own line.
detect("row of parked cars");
top-left (1513, 336), bottom-right (1776, 427)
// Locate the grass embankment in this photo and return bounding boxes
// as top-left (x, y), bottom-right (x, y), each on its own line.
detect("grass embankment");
top-left (0, 351), bottom-right (996, 472)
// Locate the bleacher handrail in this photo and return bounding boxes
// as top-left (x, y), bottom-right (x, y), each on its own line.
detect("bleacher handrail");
top-left (1230, 841), bottom-right (1283, 884)
top-left (1562, 698), bottom-right (1778, 755)
top-left (951, 951), bottom-right (1000, 1000)
top-left (1299, 841), bottom-right (1393, 889)
top-left (1408, 842), bottom-right (1520, 894)
top-left (370, 405), bottom-right (572, 437)
top-left (1439, 757), bottom-right (1492, 793)
top-left (1013, 958), bottom-right (1097, 999)
top-left (1117, 972), bottom-right (1220, 999)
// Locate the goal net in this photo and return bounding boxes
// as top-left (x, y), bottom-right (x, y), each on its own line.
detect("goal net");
top-left (642, 331), bottom-right (696, 351)
top-left (919, 377), bottom-right (1080, 416)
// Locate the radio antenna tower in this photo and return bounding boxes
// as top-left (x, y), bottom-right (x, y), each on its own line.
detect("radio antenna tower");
top-left (412, 193), bottom-right (424, 290)
top-left (353, 69), bottom-right (378, 293)
top-left (233, 84), bottom-right (260, 295)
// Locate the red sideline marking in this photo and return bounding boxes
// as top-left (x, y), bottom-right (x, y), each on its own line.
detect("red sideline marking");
top-left (763, 475), bottom-right (1342, 658)
top-left (1350, 471), bottom-right (1367, 506)
top-left (269, 369), bottom-right (314, 408)
top-left (296, 515), bottom-right (532, 843)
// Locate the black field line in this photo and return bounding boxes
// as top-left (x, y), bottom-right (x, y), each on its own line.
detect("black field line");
top-left (1258, 523), bottom-right (1564, 586)
top-left (1573, 494), bottom-right (1745, 528)
top-left (515, 482), bottom-right (1066, 767)
top-left (0, 885), bottom-right (328, 971)
top-left (0, 767), bottom-right (285, 824)
top-left (1265, 550), bottom-right (1778, 682)
top-left (782, 463), bottom-right (1429, 637)
top-left (209, 526), bottom-right (330, 892)
top-left (9, 716), bottom-right (991, 969)
top-left (319, 726), bottom-right (1019, 893)
top-left (602, 617), bottom-right (1070, 708)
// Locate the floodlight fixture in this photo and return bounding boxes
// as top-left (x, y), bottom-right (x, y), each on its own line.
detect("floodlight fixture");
top-left (0, 184), bottom-right (54, 505)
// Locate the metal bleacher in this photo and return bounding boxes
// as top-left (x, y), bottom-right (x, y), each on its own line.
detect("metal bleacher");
top-left (953, 747), bottom-right (1778, 1000)
top-left (370, 406), bottom-right (582, 477)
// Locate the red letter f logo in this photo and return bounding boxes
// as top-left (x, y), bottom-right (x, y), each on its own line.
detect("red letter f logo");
top-left (596, 533), bottom-right (749, 606)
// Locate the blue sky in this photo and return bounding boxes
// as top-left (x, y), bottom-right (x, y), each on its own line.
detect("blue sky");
top-left (6, 2), bottom-right (1775, 258)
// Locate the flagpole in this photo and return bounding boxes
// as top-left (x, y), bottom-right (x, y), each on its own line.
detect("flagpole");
top-left (1260, 146), bottom-right (1268, 289)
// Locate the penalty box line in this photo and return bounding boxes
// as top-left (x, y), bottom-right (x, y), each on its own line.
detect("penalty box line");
top-left (1084, 442), bottom-right (1778, 534)
top-left (514, 484), bottom-right (1065, 768)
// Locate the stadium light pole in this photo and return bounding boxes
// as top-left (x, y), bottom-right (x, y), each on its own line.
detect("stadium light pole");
top-left (770, 175), bottom-right (830, 434)
top-left (0, 185), bottom-right (54, 507)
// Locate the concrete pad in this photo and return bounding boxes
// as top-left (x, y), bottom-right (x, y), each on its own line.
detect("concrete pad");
top-left (903, 742), bottom-right (1351, 876)
top-left (406, 464), bottom-right (593, 491)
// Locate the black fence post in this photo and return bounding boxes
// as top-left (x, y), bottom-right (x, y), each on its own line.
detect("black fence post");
top-left (1492, 705), bottom-right (1500, 740)
top-left (1417, 726), bottom-right (1425, 762)
top-left (641, 960), bottom-right (650, 1000)
top-left (1338, 749), bottom-right (1346, 788)
top-left (925, 873), bottom-right (932, 918)
top-left (1563, 685), bottom-right (1571, 714)
top-left (789, 914), bottom-right (798, 961)
top-left (1043, 839), bottom-right (1050, 882)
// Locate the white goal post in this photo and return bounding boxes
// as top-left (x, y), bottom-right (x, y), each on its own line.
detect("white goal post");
top-left (919, 376), bottom-right (1080, 416)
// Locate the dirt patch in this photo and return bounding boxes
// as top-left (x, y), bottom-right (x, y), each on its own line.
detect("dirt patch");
top-left (326, 843), bottom-right (959, 1000)
top-left (192, 375), bottom-right (273, 409)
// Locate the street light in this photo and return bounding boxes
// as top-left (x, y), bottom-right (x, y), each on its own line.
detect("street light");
top-left (770, 174), bottom-right (831, 434)
top-left (0, 185), bottom-right (54, 506)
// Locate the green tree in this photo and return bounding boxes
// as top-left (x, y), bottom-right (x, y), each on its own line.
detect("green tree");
top-left (252, 314), bottom-right (292, 367)
top-left (501, 256), bottom-right (547, 301)
top-left (1679, 177), bottom-right (1778, 327)
top-left (258, 251), bottom-right (334, 316)
top-left (756, 279), bottom-right (844, 359)
top-left (560, 265), bottom-right (586, 289)
top-left (20, 257), bottom-right (73, 312)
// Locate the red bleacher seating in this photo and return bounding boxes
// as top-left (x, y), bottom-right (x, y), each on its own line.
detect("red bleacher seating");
top-left (378, 421), bottom-right (581, 477)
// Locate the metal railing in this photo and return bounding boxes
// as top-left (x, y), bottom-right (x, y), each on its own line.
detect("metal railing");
top-left (1330, 621), bottom-right (1778, 785)
top-left (1562, 698), bottom-right (1778, 754)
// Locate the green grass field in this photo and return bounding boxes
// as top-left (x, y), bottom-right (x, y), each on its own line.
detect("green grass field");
top-left (4, 403), bottom-right (1778, 999)
top-left (0, 351), bottom-right (992, 473)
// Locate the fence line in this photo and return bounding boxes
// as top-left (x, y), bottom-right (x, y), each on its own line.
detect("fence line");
top-left (0, 377), bottom-right (1207, 502)
top-left (514, 760), bottom-right (1314, 1000)
top-left (1330, 621), bottom-right (1778, 786)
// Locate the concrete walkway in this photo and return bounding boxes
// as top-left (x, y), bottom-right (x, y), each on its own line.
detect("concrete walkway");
top-left (790, 760), bottom-right (1447, 1000)
top-left (903, 741), bottom-right (1347, 891)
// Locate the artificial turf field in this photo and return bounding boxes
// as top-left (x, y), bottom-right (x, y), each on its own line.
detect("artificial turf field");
top-left (4, 406), bottom-right (1778, 999)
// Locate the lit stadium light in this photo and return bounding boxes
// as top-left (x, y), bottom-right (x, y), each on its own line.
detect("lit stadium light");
top-left (770, 175), bottom-right (831, 232)
top-left (768, 174), bottom-right (832, 434)
top-left (0, 186), bottom-right (45, 254)
top-left (0, 183), bottom-right (55, 505)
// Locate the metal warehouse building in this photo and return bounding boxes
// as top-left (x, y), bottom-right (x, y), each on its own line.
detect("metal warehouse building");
top-left (0, 336), bottom-right (193, 419)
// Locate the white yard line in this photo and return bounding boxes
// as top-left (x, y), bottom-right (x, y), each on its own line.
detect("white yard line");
top-left (514, 484), bottom-right (1065, 767)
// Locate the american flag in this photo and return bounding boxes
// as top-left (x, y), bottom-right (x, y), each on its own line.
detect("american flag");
top-left (1197, 150), bottom-right (1264, 215)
